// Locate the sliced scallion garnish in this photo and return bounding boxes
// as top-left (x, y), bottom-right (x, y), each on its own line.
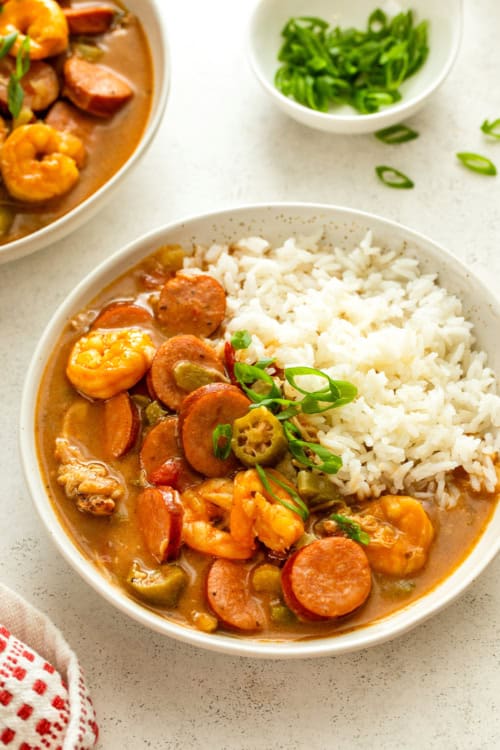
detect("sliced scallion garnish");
top-left (330, 513), bottom-right (370, 545)
top-left (233, 362), bottom-right (281, 403)
top-left (212, 423), bottom-right (232, 460)
top-left (375, 123), bottom-right (419, 144)
top-left (274, 11), bottom-right (429, 115)
top-left (7, 35), bottom-right (30, 119)
top-left (255, 464), bottom-right (309, 521)
top-left (283, 420), bottom-right (343, 474)
top-left (456, 152), bottom-right (497, 176)
top-left (231, 330), bottom-right (252, 350)
top-left (0, 32), bottom-right (18, 60)
top-left (480, 119), bottom-right (500, 139)
top-left (375, 165), bottom-right (414, 188)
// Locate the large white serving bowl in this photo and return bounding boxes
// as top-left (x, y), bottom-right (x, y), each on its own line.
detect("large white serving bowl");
top-left (0, 0), bottom-right (170, 265)
top-left (248, 0), bottom-right (463, 134)
top-left (20, 203), bottom-right (500, 659)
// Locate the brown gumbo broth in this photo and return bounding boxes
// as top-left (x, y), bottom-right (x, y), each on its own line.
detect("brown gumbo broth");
top-left (36, 245), bottom-right (498, 641)
top-left (0, 1), bottom-right (152, 244)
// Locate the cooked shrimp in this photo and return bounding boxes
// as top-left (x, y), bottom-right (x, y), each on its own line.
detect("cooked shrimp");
top-left (355, 495), bottom-right (434, 577)
top-left (0, 0), bottom-right (69, 60)
top-left (231, 469), bottom-right (305, 553)
top-left (0, 123), bottom-right (85, 202)
top-left (181, 479), bottom-right (253, 560)
top-left (66, 328), bottom-right (156, 400)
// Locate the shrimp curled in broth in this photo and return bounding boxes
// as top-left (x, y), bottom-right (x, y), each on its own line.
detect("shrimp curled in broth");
top-left (356, 494), bottom-right (434, 577)
top-left (231, 469), bottom-right (305, 553)
top-left (0, 123), bottom-right (85, 202)
top-left (66, 328), bottom-right (156, 400)
top-left (181, 478), bottom-right (253, 560)
top-left (0, 0), bottom-right (69, 59)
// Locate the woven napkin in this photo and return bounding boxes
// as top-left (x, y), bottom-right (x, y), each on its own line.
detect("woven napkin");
top-left (0, 583), bottom-right (98, 749)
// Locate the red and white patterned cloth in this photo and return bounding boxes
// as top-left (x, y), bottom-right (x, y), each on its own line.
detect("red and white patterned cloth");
top-left (0, 583), bottom-right (98, 750)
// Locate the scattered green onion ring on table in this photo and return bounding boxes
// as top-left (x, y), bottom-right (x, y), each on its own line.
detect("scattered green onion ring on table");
top-left (375, 124), bottom-right (419, 144)
top-left (481, 118), bottom-right (500, 139)
top-left (375, 165), bottom-right (414, 188)
top-left (456, 152), bottom-right (497, 176)
top-left (274, 9), bottom-right (429, 114)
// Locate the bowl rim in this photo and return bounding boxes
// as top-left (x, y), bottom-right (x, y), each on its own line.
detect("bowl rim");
top-left (20, 201), bottom-right (500, 659)
top-left (0, 0), bottom-right (171, 266)
top-left (247, 0), bottom-right (464, 126)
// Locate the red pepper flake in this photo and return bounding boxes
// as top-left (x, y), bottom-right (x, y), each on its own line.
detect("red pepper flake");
top-left (224, 341), bottom-right (237, 384)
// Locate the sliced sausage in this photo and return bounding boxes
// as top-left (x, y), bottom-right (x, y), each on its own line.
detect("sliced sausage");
top-left (104, 391), bottom-right (140, 458)
top-left (140, 417), bottom-right (201, 491)
top-left (45, 100), bottom-right (98, 144)
top-left (179, 383), bottom-right (251, 477)
top-left (136, 486), bottom-right (184, 563)
top-left (157, 274), bottom-right (226, 337)
top-left (149, 457), bottom-right (202, 492)
top-left (63, 56), bottom-right (133, 117)
top-left (91, 301), bottom-right (153, 330)
top-left (64, 5), bottom-right (115, 34)
top-left (150, 334), bottom-right (226, 412)
top-left (281, 537), bottom-right (372, 621)
top-left (0, 59), bottom-right (59, 113)
top-left (140, 417), bottom-right (179, 476)
top-left (206, 559), bottom-right (265, 631)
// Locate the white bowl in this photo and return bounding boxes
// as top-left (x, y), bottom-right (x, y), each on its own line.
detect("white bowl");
top-left (0, 0), bottom-right (170, 265)
top-left (20, 203), bottom-right (500, 659)
top-left (248, 0), bottom-right (463, 134)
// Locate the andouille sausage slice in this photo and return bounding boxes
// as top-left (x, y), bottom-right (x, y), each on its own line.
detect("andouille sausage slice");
top-left (179, 383), bottom-right (251, 477)
top-left (91, 302), bottom-right (153, 330)
top-left (136, 486), bottom-right (183, 563)
top-left (104, 391), bottom-right (140, 458)
top-left (63, 5), bottom-right (115, 35)
top-left (156, 274), bottom-right (226, 338)
top-left (63, 56), bottom-right (133, 117)
top-left (45, 100), bottom-right (98, 144)
top-left (0, 59), bottom-right (59, 113)
top-left (140, 416), bottom-right (201, 491)
top-left (150, 335), bottom-right (226, 412)
top-left (281, 537), bottom-right (372, 621)
top-left (206, 559), bottom-right (265, 631)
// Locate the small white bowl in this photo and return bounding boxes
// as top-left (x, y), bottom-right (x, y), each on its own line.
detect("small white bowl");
top-left (248, 0), bottom-right (463, 134)
top-left (0, 0), bottom-right (170, 265)
top-left (20, 203), bottom-right (500, 659)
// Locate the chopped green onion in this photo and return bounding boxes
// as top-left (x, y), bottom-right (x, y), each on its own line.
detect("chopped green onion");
top-left (285, 366), bottom-right (357, 412)
top-left (330, 514), bottom-right (370, 545)
top-left (0, 32), bottom-right (18, 59)
top-left (275, 10), bottom-right (429, 115)
top-left (480, 118), bottom-right (500, 139)
top-left (255, 464), bottom-right (309, 521)
top-left (7, 35), bottom-right (30, 119)
top-left (231, 330), bottom-right (252, 350)
top-left (375, 123), bottom-right (419, 144)
top-left (283, 420), bottom-right (342, 474)
top-left (7, 77), bottom-right (24, 120)
top-left (15, 35), bottom-right (30, 78)
top-left (375, 165), bottom-right (414, 188)
top-left (456, 152), bottom-right (497, 176)
top-left (254, 357), bottom-right (276, 370)
top-left (234, 362), bottom-right (281, 403)
top-left (212, 423), bottom-right (233, 460)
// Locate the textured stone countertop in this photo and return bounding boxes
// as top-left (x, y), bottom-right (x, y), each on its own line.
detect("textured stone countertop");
top-left (1, 1), bottom-right (499, 748)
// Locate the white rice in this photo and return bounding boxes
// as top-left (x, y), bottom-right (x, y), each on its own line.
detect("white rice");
top-left (184, 231), bottom-right (500, 508)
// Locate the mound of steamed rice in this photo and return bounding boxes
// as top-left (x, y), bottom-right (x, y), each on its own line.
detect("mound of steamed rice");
top-left (184, 231), bottom-right (500, 508)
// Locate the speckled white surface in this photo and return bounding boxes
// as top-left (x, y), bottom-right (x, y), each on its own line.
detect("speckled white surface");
top-left (1, 1), bottom-right (499, 748)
